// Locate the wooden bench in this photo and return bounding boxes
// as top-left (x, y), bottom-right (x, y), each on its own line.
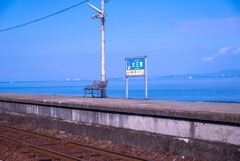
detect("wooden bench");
top-left (84, 81), bottom-right (108, 98)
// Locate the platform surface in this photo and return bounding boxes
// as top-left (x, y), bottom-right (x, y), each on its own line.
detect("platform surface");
top-left (0, 92), bottom-right (240, 124)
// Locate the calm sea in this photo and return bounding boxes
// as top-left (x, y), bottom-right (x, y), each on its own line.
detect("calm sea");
top-left (0, 77), bottom-right (240, 103)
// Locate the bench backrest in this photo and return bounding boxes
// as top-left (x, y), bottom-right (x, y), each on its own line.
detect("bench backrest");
top-left (93, 81), bottom-right (108, 89)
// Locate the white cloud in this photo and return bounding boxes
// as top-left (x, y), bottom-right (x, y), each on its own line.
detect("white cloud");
top-left (202, 46), bottom-right (240, 62)
top-left (214, 46), bottom-right (234, 56)
top-left (234, 46), bottom-right (240, 54)
top-left (202, 56), bottom-right (214, 62)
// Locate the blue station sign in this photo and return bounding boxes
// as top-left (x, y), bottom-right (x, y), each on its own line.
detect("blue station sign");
top-left (126, 57), bottom-right (146, 77)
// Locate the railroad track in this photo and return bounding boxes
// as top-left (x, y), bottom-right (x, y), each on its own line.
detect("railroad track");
top-left (0, 124), bottom-right (151, 161)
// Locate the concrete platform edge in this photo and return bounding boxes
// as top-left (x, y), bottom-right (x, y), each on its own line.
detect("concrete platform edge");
top-left (0, 97), bottom-right (239, 125)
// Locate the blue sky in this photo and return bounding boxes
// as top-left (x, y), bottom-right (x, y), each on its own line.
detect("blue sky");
top-left (0, 0), bottom-right (240, 81)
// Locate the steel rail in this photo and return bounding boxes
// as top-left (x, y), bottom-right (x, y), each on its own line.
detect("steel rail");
top-left (0, 134), bottom-right (85, 161)
top-left (0, 124), bottom-right (151, 161)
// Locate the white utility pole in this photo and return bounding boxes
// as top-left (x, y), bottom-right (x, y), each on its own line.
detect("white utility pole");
top-left (87, 0), bottom-right (106, 97)
top-left (101, 0), bottom-right (105, 81)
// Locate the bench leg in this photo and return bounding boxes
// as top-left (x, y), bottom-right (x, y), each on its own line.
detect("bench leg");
top-left (101, 90), bottom-right (107, 98)
top-left (85, 89), bottom-right (106, 98)
top-left (92, 89), bottom-right (94, 97)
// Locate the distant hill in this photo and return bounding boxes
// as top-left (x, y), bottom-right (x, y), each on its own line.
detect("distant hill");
top-left (154, 70), bottom-right (240, 79)
top-left (217, 70), bottom-right (240, 77)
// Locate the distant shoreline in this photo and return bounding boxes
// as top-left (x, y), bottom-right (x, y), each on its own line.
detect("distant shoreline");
top-left (1, 76), bottom-right (240, 83)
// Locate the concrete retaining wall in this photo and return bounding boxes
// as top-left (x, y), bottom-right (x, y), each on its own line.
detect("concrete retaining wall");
top-left (0, 101), bottom-right (239, 146)
top-left (1, 110), bottom-right (240, 161)
top-left (0, 98), bottom-right (240, 161)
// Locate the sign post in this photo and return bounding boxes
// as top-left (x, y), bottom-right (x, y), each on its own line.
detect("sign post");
top-left (125, 56), bottom-right (147, 99)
